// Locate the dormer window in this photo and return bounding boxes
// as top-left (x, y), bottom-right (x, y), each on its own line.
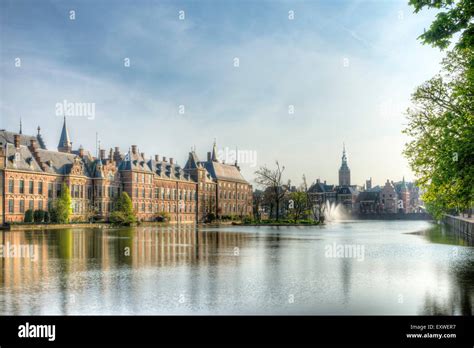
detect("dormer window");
top-left (15, 152), bottom-right (20, 162)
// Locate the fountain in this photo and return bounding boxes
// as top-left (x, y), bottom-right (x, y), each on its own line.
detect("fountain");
top-left (321, 201), bottom-right (347, 222)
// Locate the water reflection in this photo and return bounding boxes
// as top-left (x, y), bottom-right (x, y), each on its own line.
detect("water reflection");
top-left (0, 222), bottom-right (472, 315)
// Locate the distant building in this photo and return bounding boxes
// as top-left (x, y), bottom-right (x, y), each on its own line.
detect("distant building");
top-left (380, 180), bottom-right (398, 213)
top-left (338, 143), bottom-right (350, 187)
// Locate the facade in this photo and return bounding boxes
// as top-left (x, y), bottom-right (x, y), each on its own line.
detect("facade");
top-left (0, 119), bottom-right (252, 224)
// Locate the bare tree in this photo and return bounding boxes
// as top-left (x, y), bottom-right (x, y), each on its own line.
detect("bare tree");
top-left (255, 161), bottom-right (290, 221)
top-left (302, 174), bottom-right (324, 223)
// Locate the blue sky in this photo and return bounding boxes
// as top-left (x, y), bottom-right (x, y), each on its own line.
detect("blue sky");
top-left (0, 0), bottom-right (444, 187)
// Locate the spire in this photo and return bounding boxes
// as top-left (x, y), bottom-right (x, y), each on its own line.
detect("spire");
top-left (36, 125), bottom-right (47, 149)
top-left (235, 146), bottom-right (239, 166)
top-left (211, 139), bottom-right (218, 162)
top-left (19, 117), bottom-right (22, 134)
top-left (341, 142), bottom-right (347, 165)
top-left (57, 116), bottom-right (72, 153)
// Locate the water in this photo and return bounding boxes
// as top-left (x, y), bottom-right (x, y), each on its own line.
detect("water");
top-left (0, 220), bottom-right (472, 315)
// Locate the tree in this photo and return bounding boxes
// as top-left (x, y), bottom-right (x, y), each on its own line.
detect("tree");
top-left (409, 0), bottom-right (474, 50)
top-left (403, 49), bottom-right (474, 219)
top-left (254, 161), bottom-right (290, 221)
top-left (55, 183), bottom-right (72, 223)
top-left (110, 192), bottom-right (137, 225)
top-left (24, 209), bottom-right (33, 223)
top-left (289, 191), bottom-right (307, 221)
top-left (33, 210), bottom-right (45, 223)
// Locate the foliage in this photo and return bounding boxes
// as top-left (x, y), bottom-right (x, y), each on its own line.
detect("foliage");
top-left (24, 209), bottom-right (33, 223)
top-left (110, 192), bottom-right (137, 225)
top-left (55, 183), bottom-right (72, 223)
top-left (403, 49), bottom-right (474, 219)
top-left (289, 191), bottom-right (308, 221)
top-left (409, 0), bottom-right (474, 50)
top-left (33, 210), bottom-right (45, 223)
top-left (155, 211), bottom-right (171, 222)
top-left (43, 211), bottom-right (50, 223)
top-left (206, 212), bottom-right (216, 222)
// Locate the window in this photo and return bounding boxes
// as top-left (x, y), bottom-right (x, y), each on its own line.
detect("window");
top-left (19, 200), bottom-right (25, 213)
top-left (29, 181), bottom-right (34, 194)
top-left (19, 180), bottom-right (25, 194)
top-left (142, 189), bottom-right (145, 198)
top-left (38, 181), bottom-right (43, 195)
top-left (142, 203), bottom-right (145, 212)
top-left (38, 201), bottom-right (43, 210)
top-left (56, 184), bottom-right (62, 198)
top-left (8, 200), bottom-right (14, 213)
top-left (29, 200), bottom-right (34, 210)
top-left (8, 179), bottom-right (14, 193)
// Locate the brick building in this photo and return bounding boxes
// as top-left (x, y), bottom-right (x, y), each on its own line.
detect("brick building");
top-left (0, 119), bottom-right (253, 224)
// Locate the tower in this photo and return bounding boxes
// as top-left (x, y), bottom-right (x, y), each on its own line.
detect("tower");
top-left (338, 143), bottom-right (351, 187)
top-left (211, 139), bottom-right (218, 162)
top-left (57, 116), bottom-right (72, 153)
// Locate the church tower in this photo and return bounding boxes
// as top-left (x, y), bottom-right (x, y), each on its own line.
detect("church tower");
top-left (57, 116), bottom-right (72, 153)
top-left (338, 143), bottom-right (351, 187)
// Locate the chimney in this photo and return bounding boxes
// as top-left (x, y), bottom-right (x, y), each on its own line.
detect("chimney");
top-left (131, 145), bottom-right (137, 154)
top-left (163, 156), bottom-right (167, 162)
top-left (113, 147), bottom-right (121, 162)
top-left (324, 180), bottom-right (327, 185)
top-left (155, 155), bottom-right (160, 161)
top-left (207, 152), bottom-right (211, 161)
top-left (170, 158), bottom-right (174, 165)
top-left (141, 152), bottom-right (145, 159)
top-left (0, 142), bottom-right (4, 169)
top-left (109, 148), bottom-right (113, 161)
top-left (29, 139), bottom-right (37, 150)
top-left (100, 149), bottom-right (106, 160)
top-left (316, 178), bottom-right (320, 184)
top-left (14, 134), bottom-right (20, 149)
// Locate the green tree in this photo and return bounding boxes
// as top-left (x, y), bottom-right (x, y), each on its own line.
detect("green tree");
top-left (55, 183), bottom-right (72, 223)
top-left (403, 49), bottom-right (474, 219)
top-left (33, 209), bottom-right (45, 223)
top-left (110, 192), bottom-right (137, 225)
top-left (289, 191), bottom-right (307, 221)
top-left (24, 209), bottom-right (33, 223)
top-left (410, 0), bottom-right (474, 50)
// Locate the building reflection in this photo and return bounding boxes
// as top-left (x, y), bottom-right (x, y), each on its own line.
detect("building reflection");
top-left (0, 226), bottom-right (251, 314)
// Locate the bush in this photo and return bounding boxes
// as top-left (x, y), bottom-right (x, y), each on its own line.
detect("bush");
top-left (33, 210), bottom-right (45, 223)
top-left (24, 209), bottom-right (34, 223)
top-left (206, 212), bottom-right (216, 222)
top-left (44, 211), bottom-right (50, 223)
top-left (154, 212), bottom-right (170, 222)
top-left (49, 207), bottom-right (59, 223)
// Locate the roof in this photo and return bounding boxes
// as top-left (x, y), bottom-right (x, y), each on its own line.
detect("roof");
top-left (0, 130), bottom-right (47, 150)
top-left (337, 186), bottom-right (359, 195)
top-left (117, 151), bottom-right (153, 172)
top-left (35, 148), bottom-right (87, 175)
top-left (357, 191), bottom-right (380, 202)
top-left (4, 144), bottom-right (43, 172)
top-left (201, 160), bottom-right (248, 183)
top-left (308, 182), bottom-right (335, 193)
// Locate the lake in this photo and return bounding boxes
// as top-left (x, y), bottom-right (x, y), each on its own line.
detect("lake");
top-left (0, 220), bottom-right (472, 315)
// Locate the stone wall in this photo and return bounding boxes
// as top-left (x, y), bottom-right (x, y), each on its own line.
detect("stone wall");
top-left (443, 214), bottom-right (473, 244)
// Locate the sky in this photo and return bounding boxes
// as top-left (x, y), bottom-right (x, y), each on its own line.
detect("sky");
top-left (0, 0), bottom-right (445, 188)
